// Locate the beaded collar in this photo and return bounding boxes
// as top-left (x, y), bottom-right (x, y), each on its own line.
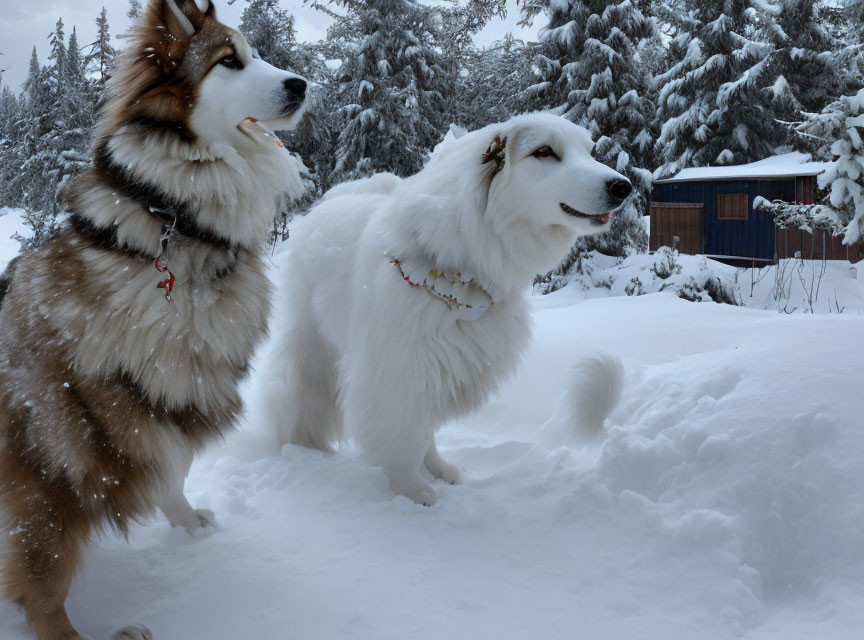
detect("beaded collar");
top-left (387, 253), bottom-right (493, 321)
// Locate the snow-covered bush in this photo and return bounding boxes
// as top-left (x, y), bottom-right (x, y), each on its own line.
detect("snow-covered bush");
top-left (645, 247), bottom-right (740, 304)
top-left (535, 248), bottom-right (741, 305)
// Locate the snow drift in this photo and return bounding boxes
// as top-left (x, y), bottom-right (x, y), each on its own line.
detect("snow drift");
top-left (0, 211), bottom-right (862, 638)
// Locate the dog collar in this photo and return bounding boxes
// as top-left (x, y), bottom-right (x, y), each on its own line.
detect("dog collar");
top-left (387, 253), bottom-right (493, 321)
top-left (90, 143), bottom-right (241, 303)
top-left (93, 144), bottom-right (235, 251)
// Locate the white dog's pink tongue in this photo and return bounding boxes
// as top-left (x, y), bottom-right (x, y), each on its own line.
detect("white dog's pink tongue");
top-left (238, 118), bottom-right (285, 149)
top-left (597, 213), bottom-right (611, 225)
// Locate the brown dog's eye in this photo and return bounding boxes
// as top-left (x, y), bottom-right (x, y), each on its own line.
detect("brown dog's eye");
top-left (219, 55), bottom-right (242, 70)
top-left (531, 146), bottom-right (561, 161)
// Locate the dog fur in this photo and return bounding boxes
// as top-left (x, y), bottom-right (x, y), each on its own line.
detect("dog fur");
top-left (265, 113), bottom-right (631, 506)
top-left (0, 1), bottom-right (306, 638)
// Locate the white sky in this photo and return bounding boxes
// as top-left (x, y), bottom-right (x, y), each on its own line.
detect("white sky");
top-left (0, 0), bottom-right (540, 92)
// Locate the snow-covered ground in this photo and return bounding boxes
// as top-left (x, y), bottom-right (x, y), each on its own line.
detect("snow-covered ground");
top-left (1, 211), bottom-right (863, 639)
top-left (0, 208), bottom-right (30, 260)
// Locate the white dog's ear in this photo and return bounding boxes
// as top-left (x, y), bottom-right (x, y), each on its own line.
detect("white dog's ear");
top-left (482, 135), bottom-right (508, 178)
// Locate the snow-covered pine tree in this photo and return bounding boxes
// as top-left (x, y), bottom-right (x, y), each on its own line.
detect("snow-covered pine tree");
top-left (0, 85), bottom-right (17, 142)
top-left (47, 18), bottom-right (67, 104)
top-left (9, 21), bottom-right (94, 249)
top-left (454, 35), bottom-right (535, 132)
top-left (519, 0), bottom-right (655, 258)
top-left (440, 0), bottom-right (507, 58)
top-left (751, 0), bottom-right (860, 143)
top-left (88, 8), bottom-right (116, 88)
top-left (655, 4), bottom-right (778, 176)
top-left (21, 47), bottom-right (49, 141)
top-left (326, 0), bottom-right (455, 182)
top-left (239, 0), bottom-right (299, 70)
top-left (756, 88), bottom-right (864, 259)
top-left (441, 0), bottom-right (515, 129)
top-left (8, 47), bottom-right (56, 246)
top-left (52, 26), bottom-right (92, 188)
top-left (64, 27), bottom-right (89, 119)
top-left (127, 0), bottom-right (142, 22)
top-left (0, 83), bottom-right (20, 207)
top-left (656, 1), bottom-right (860, 182)
top-left (843, 0), bottom-right (864, 44)
top-left (119, 0), bottom-right (143, 40)
top-left (839, 1), bottom-right (864, 80)
top-left (654, 0), bottom-right (848, 179)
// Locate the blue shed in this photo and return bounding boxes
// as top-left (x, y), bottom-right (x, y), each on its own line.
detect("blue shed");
top-left (650, 153), bottom-right (838, 264)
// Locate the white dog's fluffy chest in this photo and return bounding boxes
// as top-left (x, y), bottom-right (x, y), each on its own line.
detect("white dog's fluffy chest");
top-left (289, 195), bottom-right (531, 426)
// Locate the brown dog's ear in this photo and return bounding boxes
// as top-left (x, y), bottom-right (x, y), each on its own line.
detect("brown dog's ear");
top-left (156, 0), bottom-right (212, 38)
top-left (482, 135), bottom-right (507, 177)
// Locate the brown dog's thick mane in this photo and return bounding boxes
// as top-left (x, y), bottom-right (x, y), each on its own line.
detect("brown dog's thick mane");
top-left (62, 0), bottom-right (290, 257)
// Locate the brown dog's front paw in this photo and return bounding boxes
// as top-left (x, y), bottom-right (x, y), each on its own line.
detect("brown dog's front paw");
top-left (112, 624), bottom-right (154, 640)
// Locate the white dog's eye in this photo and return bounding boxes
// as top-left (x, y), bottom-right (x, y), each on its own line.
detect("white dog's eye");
top-left (531, 145), bottom-right (561, 161)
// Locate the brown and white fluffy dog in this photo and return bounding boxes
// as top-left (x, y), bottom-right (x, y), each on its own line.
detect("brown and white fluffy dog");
top-left (0, 1), bottom-right (306, 638)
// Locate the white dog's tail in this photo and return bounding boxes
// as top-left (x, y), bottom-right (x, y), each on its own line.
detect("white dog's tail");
top-left (568, 353), bottom-right (624, 441)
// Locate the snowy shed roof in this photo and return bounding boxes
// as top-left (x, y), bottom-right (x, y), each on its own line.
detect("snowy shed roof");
top-left (654, 152), bottom-right (832, 184)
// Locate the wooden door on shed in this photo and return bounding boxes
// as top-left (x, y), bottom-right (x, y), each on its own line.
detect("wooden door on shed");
top-left (650, 202), bottom-right (704, 255)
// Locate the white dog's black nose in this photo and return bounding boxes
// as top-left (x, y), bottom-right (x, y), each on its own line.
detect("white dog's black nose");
top-left (607, 179), bottom-right (632, 204)
top-left (284, 78), bottom-right (307, 99)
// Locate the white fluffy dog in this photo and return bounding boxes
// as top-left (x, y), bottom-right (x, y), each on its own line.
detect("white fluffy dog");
top-left (265, 113), bottom-right (630, 505)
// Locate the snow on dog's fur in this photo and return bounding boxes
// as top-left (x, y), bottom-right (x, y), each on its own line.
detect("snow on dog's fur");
top-left (265, 113), bottom-right (631, 505)
top-left (0, 1), bottom-right (306, 638)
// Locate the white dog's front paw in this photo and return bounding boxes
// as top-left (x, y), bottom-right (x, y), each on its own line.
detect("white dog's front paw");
top-left (186, 508), bottom-right (216, 535)
top-left (112, 624), bottom-right (153, 640)
top-left (424, 446), bottom-right (461, 485)
top-left (438, 462), bottom-right (462, 485)
top-left (427, 459), bottom-right (461, 485)
top-left (389, 475), bottom-right (438, 506)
